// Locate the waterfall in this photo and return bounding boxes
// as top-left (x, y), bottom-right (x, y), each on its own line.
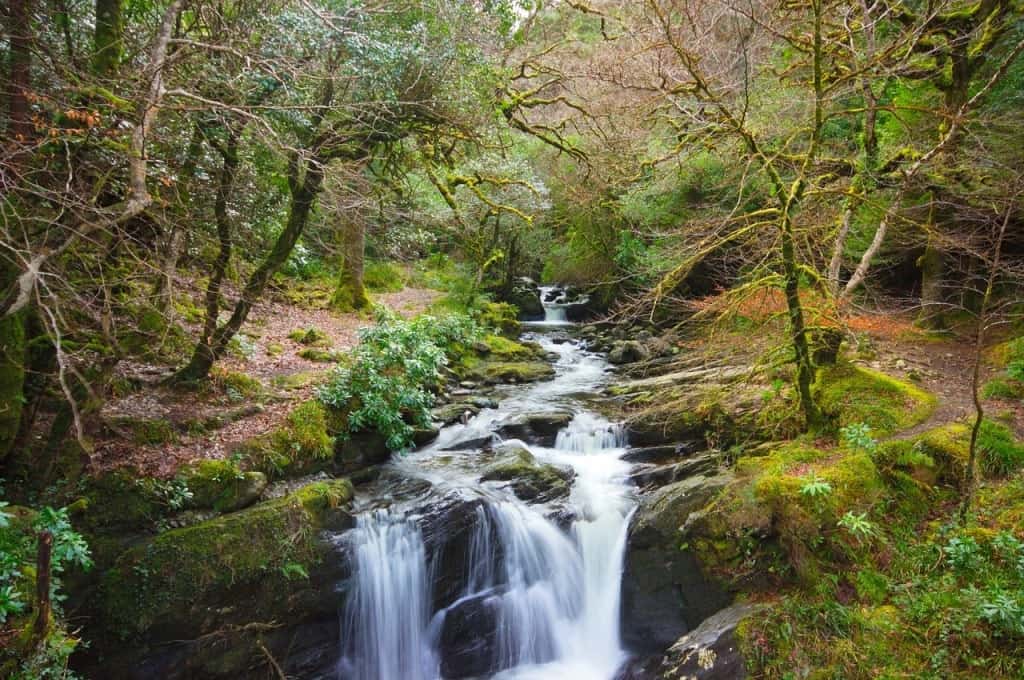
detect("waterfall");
top-left (539, 286), bottom-right (569, 324)
top-left (339, 510), bottom-right (438, 680)
top-left (340, 334), bottom-right (635, 680)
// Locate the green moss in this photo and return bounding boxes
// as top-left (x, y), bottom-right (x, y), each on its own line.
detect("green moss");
top-left (235, 401), bottom-right (333, 479)
top-left (178, 459), bottom-right (267, 512)
top-left (75, 470), bottom-right (168, 531)
top-left (916, 422), bottom-right (971, 485)
top-left (482, 334), bottom-right (541, 360)
top-left (363, 261), bottom-right (405, 292)
top-left (97, 479), bottom-right (353, 640)
top-left (265, 342), bottom-right (285, 357)
top-left (271, 371), bottom-right (321, 391)
top-left (108, 416), bottom-right (176, 445)
top-left (330, 273), bottom-right (370, 312)
top-left (815, 363), bottom-right (937, 436)
top-left (476, 301), bottom-right (521, 336)
top-left (297, 347), bottom-right (341, 362)
top-left (287, 327), bottom-right (330, 346)
top-left (209, 369), bottom-right (263, 399)
top-left (458, 361), bottom-right (554, 385)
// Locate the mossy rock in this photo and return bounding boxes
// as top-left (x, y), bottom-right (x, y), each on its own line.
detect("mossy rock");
top-left (94, 479), bottom-right (354, 643)
top-left (814, 363), bottom-right (936, 437)
top-left (459, 360), bottom-right (555, 385)
top-left (476, 301), bottom-right (521, 337)
top-left (74, 469), bottom-right (170, 532)
top-left (480, 334), bottom-right (542, 361)
top-left (107, 416), bottom-right (177, 445)
top-left (287, 327), bottom-right (330, 346)
top-left (480, 444), bottom-right (574, 502)
top-left (234, 400), bottom-right (333, 480)
top-left (297, 347), bottom-right (342, 363)
top-left (915, 423), bottom-right (971, 485)
top-left (178, 459), bottom-right (267, 512)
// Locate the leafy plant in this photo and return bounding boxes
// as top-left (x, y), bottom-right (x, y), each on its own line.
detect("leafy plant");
top-left (977, 588), bottom-right (1024, 637)
top-left (838, 511), bottom-right (879, 545)
top-left (840, 422), bottom-right (877, 453)
top-left (0, 584), bottom-right (25, 623)
top-left (317, 309), bottom-right (480, 450)
top-left (944, 535), bottom-right (982, 571)
top-left (799, 473), bottom-right (833, 499)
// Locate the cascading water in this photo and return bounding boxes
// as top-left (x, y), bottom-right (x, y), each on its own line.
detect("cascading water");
top-left (338, 510), bottom-right (438, 680)
top-left (538, 285), bottom-right (569, 324)
top-left (340, 288), bottom-right (634, 680)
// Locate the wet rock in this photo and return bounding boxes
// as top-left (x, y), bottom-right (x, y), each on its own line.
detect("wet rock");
top-left (419, 493), bottom-right (491, 611)
top-left (441, 434), bottom-right (496, 451)
top-left (628, 452), bottom-right (720, 489)
top-left (656, 602), bottom-right (759, 679)
top-left (413, 425), bottom-right (440, 447)
top-left (504, 278), bottom-right (544, 319)
top-left (433, 402), bottom-right (482, 426)
top-left (622, 442), bottom-right (701, 464)
top-left (480, 444), bottom-right (575, 503)
top-left (439, 592), bottom-right (499, 678)
top-left (496, 410), bottom-right (574, 446)
top-left (609, 340), bottom-right (650, 365)
top-left (335, 430), bottom-right (391, 473)
top-left (621, 472), bottom-right (734, 654)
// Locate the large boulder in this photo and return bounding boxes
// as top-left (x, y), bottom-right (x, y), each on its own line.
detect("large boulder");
top-left (621, 472), bottom-right (734, 654)
top-left (656, 602), bottom-right (759, 679)
top-left (439, 592), bottom-right (500, 678)
top-left (79, 479), bottom-right (356, 679)
top-left (480, 444), bottom-right (575, 503)
top-left (505, 278), bottom-right (544, 319)
top-left (460, 361), bottom-right (555, 385)
top-left (609, 340), bottom-right (651, 365)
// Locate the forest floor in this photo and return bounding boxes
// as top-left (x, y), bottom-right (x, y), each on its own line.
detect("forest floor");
top-left (93, 286), bottom-right (440, 476)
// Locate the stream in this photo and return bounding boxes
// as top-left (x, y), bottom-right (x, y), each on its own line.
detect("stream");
top-left (335, 288), bottom-right (637, 680)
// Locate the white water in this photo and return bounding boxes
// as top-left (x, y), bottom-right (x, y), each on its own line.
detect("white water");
top-left (340, 291), bottom-right (634, 680)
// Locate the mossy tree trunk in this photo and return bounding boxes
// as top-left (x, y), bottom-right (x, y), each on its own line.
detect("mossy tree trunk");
top-left (92, 0), bottom-right (123, 76)
top-left (331, 217), bottom-right (369, 312)
top-left (918, 235), bottom-right (947, 328)
top-left (0, 311), bottom-right (28, 469)
top-left (5, 0), bottom-right (34, 144)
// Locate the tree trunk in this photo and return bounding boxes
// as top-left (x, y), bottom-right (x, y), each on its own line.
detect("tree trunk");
top-left (782, 218), bottom-right (823, 429)
top-left (4, 0), bottom-right (34, 144)
top-left (918, 236), bottom-right (946, 328)
top-left (33, 531), bottom-right (52, 642)
top-left (0, 310), bottom-right (28, 468)
top-left (961, 197), bottom-right (1013, 520)
top-left (175, 155), bottom-right (325, 382)
top-left (92, 0), bottom-right (123, 76)
top-left (331, 217), bottom-right (369, 312)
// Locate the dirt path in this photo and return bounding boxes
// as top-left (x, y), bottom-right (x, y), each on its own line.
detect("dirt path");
top-left (94, 287), bottom-right (440, 476)
top-left (847, 313), bottom-right (984, 439)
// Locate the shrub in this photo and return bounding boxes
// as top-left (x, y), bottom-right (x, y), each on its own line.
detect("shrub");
top-left (316, 309), bottom-right (479, 450)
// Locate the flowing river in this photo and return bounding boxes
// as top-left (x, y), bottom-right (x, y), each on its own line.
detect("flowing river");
top-left (335, 290), bottom-right (637, 680)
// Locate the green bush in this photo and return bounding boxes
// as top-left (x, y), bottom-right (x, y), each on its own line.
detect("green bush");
top-left (316, 309), bottom-right (480, 450)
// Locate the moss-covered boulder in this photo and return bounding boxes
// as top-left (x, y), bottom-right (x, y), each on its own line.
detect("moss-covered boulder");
top-left (460, 361), bottom-right (555, 385)
top-left (234, 400), bottom-right (334, 479)
top-left (178, 459), bottom-right (267, 512)
top-left (480, 444), bottom-right (575, 502)
top-left (82, 479), bottom-right (354, 678)
top-left (477, 301), bottom-right (521, 337)
top-left (621, 471), bottom-right (735, 653)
